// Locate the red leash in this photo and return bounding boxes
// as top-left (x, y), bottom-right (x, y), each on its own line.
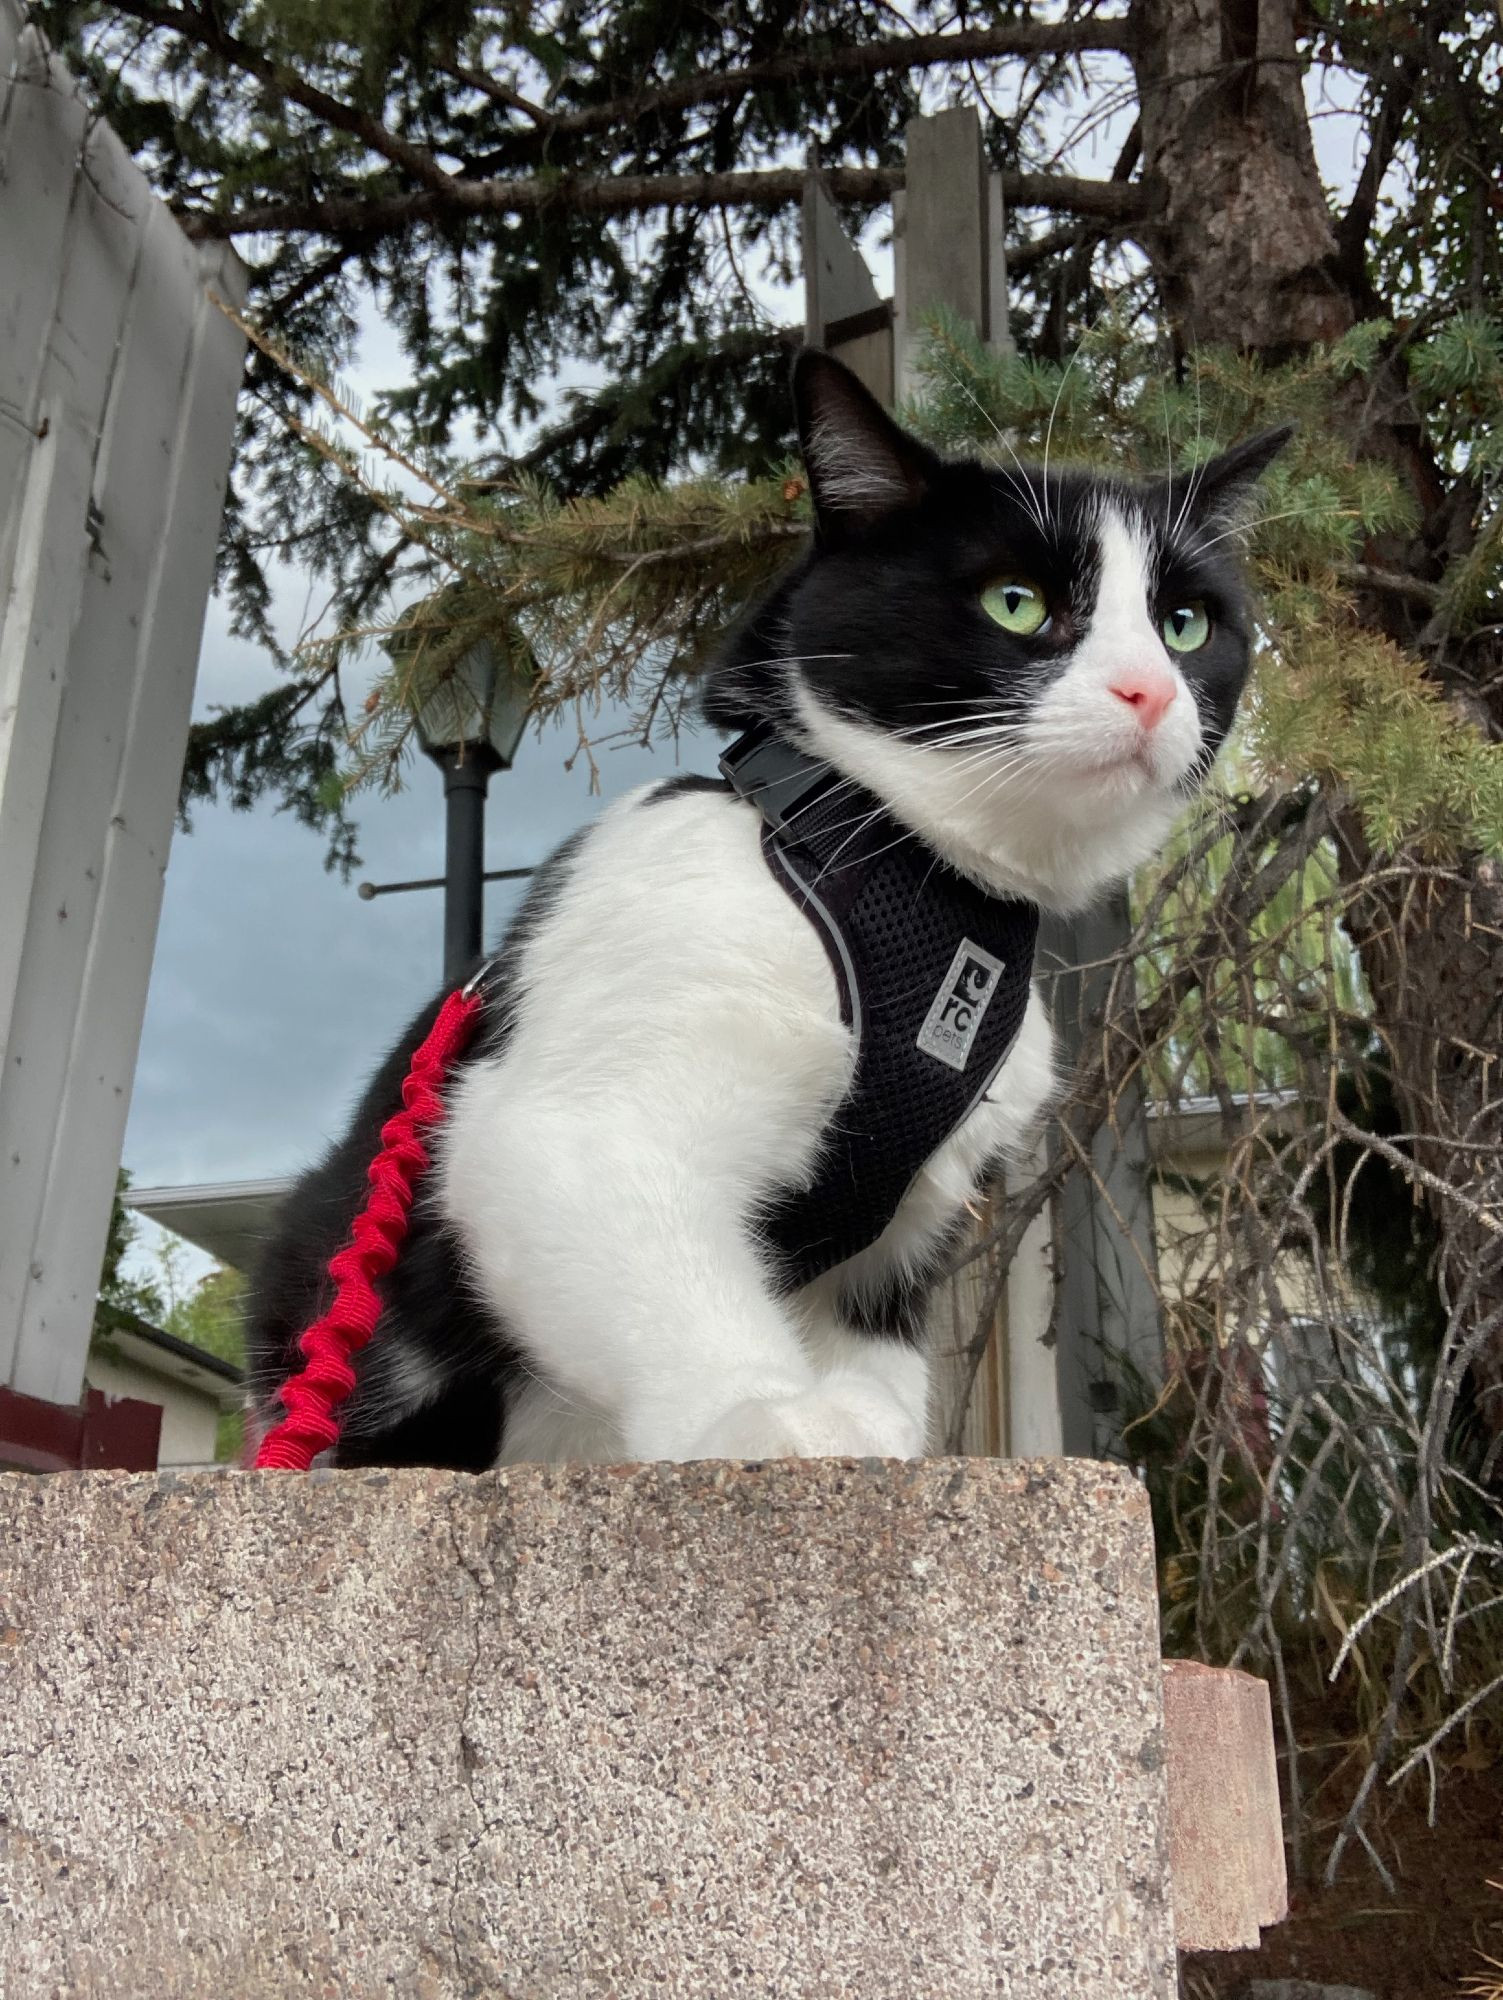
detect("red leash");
top-left (254, 970), bottom-right (491, 1471)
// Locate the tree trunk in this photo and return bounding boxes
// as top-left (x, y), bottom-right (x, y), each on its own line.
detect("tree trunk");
top-left (1134, 0), bottom-right (1349, 354)
top-left (1132, 0), bottom-right (1503, 1429)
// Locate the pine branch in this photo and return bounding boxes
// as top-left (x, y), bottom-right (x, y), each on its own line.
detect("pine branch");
top-left (1337, 561), bottom-right (1443, 610)
top-left (183, 165), bottom-right (1147, 242)
top-left (440, 63), bottom-right (550, 129)
top-left (1006, 121), bottom-right (1141, 288)
top-left (105, 0), bottom-right (458, 197)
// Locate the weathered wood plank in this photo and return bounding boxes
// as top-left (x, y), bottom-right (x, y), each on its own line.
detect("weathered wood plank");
top-left (1003, 1146), bottom-right (1063, 1456)
top-left (1042, 900), bottom-right (1165, 1457)
top-left (0, 0), bottom-right (22, 101)
top-left (895, 106), bottom-right (992, 402)
top-left (12, 240), bottom-right (245, 1399)
top-left (988, 173), bottom-right (1014, 357)
top-left (1, 198), bottom-right (199, 1397)
top-left (0, 17), bottom-right (245, 1403)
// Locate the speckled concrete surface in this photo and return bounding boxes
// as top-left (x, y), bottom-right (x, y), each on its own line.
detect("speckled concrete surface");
top-left (0, 1458), bottom-right (1175, 1998)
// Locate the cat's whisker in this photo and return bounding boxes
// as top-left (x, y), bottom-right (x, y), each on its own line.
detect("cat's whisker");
top-left (809, 798), bottom-right (906, 884)
top-left (938, 363), bottom-right (1050, 540)
top-left (1160, 374), bottom-right (1176, 542)
top-left (1169, 353), bottom-right (1207, 546)
top-left (946, 747), bottom-right (1042, 807)
top-left (894, 694), bottom-right (990, 709)
top-left (1189, 503), bottom-right (1337, 555)
top-left (773, 771), bottom-right (866, 832)
top-left (1041, 343), bottom-right (1082, 537)
top-left (803, 741), bottom-right (1039, 863)
top-left (893, 715), bottom-right (1027, 748)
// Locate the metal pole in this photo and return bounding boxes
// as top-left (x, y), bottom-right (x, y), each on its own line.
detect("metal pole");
top-left (439, 748), bottom-right (491, 985)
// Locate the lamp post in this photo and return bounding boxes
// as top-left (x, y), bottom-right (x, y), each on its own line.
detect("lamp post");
top-left (391, 619), bottom-right (535, 985)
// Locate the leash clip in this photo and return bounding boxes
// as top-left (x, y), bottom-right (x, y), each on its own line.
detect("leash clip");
top-left (461, 956), bottom-right (502, 1001)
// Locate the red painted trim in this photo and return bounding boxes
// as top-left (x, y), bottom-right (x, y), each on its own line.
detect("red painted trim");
top-left (0, 1384), bottom-right (162, 1472)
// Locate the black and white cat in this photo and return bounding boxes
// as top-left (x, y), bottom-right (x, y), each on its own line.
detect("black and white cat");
top-left (247, 353), bottom-right (1287, 1470)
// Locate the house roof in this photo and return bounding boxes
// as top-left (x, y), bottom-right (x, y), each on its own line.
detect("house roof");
top-left (126, 1176), bottom-right (292, 1276)
top-left (93, 1302), bottom-right (245, 1408)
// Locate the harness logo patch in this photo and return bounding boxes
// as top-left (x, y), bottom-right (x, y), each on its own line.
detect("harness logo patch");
top-left (916, 939), bottom-right (1006, 1072)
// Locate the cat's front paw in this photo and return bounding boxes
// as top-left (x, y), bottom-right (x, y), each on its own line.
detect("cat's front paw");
top-left (688, 1383), bottom-right (920, 1462)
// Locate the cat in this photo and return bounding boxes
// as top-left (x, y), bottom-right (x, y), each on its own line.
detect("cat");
top-left (246, 351), bottom-right (1289, 1470)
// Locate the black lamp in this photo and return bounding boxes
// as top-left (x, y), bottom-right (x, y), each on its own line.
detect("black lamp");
top-left (391, 613), bottom-right (535, 984)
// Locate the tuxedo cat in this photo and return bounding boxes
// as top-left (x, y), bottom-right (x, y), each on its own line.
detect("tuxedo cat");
top-left (247, 353), bottom-right (1288, 1470)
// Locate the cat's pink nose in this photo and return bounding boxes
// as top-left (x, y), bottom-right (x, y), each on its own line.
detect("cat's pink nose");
top-left (1108, 665), bottom-right (1177, 731)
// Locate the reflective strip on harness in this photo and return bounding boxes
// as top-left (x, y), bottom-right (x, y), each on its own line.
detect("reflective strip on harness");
top-left (720, 722), bottom-right (1040, 1288)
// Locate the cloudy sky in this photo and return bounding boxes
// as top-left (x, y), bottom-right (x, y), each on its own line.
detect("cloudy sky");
top-left (123, 571), bottom-right (726, 1194)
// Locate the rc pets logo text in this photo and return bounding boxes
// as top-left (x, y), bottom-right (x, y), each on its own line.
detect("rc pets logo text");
top-left (916, 939), bottom-right (1006, 1072)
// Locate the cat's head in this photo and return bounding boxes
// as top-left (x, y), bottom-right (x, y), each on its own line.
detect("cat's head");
top-left (703, 351), bottom-right (1291, 913)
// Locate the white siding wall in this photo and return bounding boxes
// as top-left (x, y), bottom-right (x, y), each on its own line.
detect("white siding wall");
top-left (83, 1354), bottom-right (223, 1469)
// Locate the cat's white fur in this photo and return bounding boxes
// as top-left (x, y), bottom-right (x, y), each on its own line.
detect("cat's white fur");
top-left (794, 510), bottom-right (1201, 913)
top-left (437, 505), bottom-right (1201, 1465)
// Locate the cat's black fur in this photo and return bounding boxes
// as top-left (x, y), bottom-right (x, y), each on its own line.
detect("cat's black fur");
top-left (707, 362), bottom-right (1285, 780)
top-left (246, 353), bottom-right (1288, 1469)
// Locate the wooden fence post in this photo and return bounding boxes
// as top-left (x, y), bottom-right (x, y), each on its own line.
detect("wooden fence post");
top-left (800, 106), bottom-right (1163, 1457)
top-left (1042, 898), bottom-right (1166, 1457)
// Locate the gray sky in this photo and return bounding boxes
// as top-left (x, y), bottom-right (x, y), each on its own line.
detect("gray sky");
top-left (123, 596), bottom-right (725, 1193)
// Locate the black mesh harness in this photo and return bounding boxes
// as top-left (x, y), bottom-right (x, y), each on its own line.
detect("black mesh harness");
top-left (720, 722), bottom-right (1039, 1288)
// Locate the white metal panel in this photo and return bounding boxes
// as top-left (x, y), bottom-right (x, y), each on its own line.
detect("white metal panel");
top-left (0, 1), bottom-right (245, 1402)
top-left (0, 425), bottom-right (95, 1065)
top-left (0, 179), bottom-right (183, 1389)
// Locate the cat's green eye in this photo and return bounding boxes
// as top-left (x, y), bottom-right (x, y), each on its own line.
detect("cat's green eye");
top-left (982, 576), bottom-right (1049, 637)
top-left (1162, 601), bottom-right (1210, 653)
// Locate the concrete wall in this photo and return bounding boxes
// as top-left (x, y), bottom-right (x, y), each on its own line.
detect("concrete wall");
top-left (0, 1458), bottom-right (1177, 1998)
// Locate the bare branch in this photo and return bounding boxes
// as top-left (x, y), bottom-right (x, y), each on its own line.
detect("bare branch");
top-left (183, 165), bottom-right (1149, 243)
top-left (482, 18), bottom-right (1139, 147)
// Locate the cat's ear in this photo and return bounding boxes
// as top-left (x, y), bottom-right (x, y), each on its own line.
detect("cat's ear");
top-left (793, 350), bottom-right (942, 539)
top-left (1185, 423), bottom-right (1296, 520)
